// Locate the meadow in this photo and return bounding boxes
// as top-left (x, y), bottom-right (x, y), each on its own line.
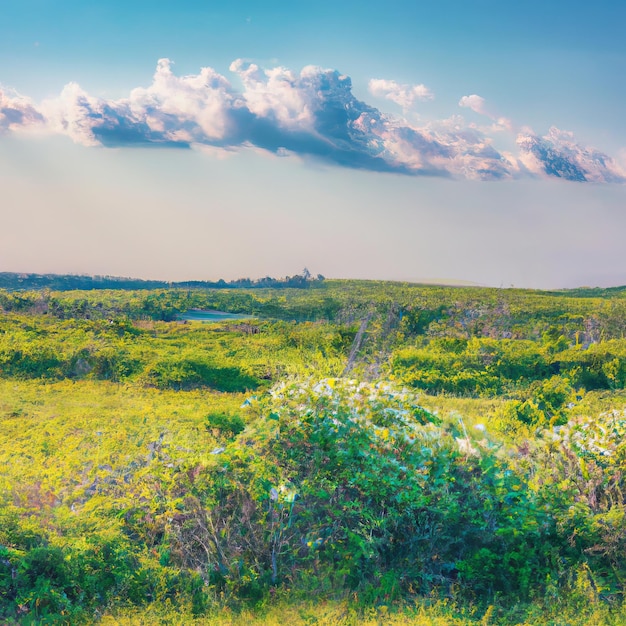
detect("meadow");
top-left (2, 279), bottom-right (626, 624)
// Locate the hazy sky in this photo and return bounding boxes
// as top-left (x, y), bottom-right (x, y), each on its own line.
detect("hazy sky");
top-left (1, 0), bottom-right (625, 288)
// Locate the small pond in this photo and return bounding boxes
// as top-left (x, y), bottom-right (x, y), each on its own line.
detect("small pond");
top-left (178, 309), bottom-right (256, 322)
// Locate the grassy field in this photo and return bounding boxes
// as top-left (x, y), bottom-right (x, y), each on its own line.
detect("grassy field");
top-left (2, 281), bottom-right (626, 623)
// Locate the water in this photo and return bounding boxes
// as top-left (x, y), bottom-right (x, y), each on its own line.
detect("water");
top-left (178, 309), bottom-right (255, 322)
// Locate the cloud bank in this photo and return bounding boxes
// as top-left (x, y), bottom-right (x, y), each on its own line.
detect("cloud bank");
top-left (1, 59), bottom-right (624, 182)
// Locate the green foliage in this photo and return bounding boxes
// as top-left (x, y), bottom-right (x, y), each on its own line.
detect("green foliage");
top-left (158, 379), bottom-right (558, 604)
top-left (142, 358), bottom-right (260, 392)
top-left (0, 314), bottom-right (348, 389)
top-left (391, 337), bottom-right (554, 395)
top-left (554, 341), bottom-right (626, 390)
top-left (522, 410), bottom-right (626, 600)
top-left (3, 281), bottom-right (626, 621)
top-left (494, 376), bottom-right (576, 430)
top-left (205, 411), bottom-right (246, 437)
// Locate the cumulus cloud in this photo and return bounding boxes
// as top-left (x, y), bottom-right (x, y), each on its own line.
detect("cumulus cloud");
top-left (0, 60), bottom-right (623, 183)
top-left (368, 78), bottom-right (433, 109)
top-left (127, 58), bottom-right (239, 143)
top-left (352, 111), bottom-right (514, 180)
top-left (40, 82), bottom-right (108, 146)
top-left (0, 88), bottom-right (44, 132)
top-left (517, 127), bottom-right (626, 183)
top-left (229, 59), bottom-right (315, 130)
top-left (459, 94), bottom-right (487, 116)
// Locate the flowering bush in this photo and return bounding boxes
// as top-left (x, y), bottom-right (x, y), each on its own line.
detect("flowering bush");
top-left (527, 411), bottom-right (626, 599)
top-left (167, 378), bottom-right (553, 601)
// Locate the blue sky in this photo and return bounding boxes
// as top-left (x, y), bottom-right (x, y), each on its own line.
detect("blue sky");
top-left (1, 1), bottom-right (625, 287)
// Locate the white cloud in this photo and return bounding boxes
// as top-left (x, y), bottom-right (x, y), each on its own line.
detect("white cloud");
top-left (517, 126), bottom-right (626, 183)
top-left (368, 78), bottom-right (433, 109)
top-left (36, 59), bottom-right (242, 148)
top-left (0, 88), bottom-right (44, 133)
top-left (39, 82), bottom-right (104, 146)
top-left (128, 58), bottom-right (238, 142)
top-left (230, 59), bottom-right (314, 130)
top-left (0, 60), bottom-right (622, 184)
top-left (459, 95), bottom-right (512, 132)
top-left (459, 94), bottom-right (487, 116)
top-left (365, 117), bottom-right (515, 180)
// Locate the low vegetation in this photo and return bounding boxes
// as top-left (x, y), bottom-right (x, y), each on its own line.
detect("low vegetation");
top-left (2, 279), bottom-right (626, 623)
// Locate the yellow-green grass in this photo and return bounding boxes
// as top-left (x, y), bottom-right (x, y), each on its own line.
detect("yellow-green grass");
top-left (99, 598), bottom-right (626, 626)
top-left (0, 379), bottom-right (238, 501)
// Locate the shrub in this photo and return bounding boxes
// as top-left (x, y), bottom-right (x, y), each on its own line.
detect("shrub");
top-left (167, 379), bottom-right (553, 602)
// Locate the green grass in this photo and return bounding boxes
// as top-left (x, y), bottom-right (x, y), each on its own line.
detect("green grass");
top-left (100, 597), bottom-right (626, 626)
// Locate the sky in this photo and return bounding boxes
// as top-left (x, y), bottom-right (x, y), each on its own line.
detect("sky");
top-left (1, 0), bottom-right (626, 288)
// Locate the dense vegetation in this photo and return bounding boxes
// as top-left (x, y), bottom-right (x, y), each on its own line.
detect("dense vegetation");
top-left (0, 269), bottom-right (324, 292)
top-left (3, 279), bottom-right (626, 623)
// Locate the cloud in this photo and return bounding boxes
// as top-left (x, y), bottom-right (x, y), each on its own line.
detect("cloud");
top-left (517, 127), bottom-right (626, 183)
top-left (352, 112), bottom-right (515, 180)
top-left (37, 60), bottom-right (242, 148)
top-left (0, 60), bottom-right (623, 183)
top-left (230, 59), bottom-right (315, 130)
top-left (0, 88), bottom-right (44, 132)
top-left (126, 58), bottom-right (238, 144)
top-left (459, 94), bottom-right (512, 132)
top-left (40, 82), bottom-right (110, 146)
top-left (368, 78), bottom-right (433, 109)
top-left (228, 63), bottom-right (510, 179)
top-left (459, 94), bottom-right (487, 116)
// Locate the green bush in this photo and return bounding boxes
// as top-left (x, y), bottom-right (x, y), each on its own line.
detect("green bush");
top-left (166, 379), bottom-right (554, 602)
top-left (205, 412), bottom-right (246, 437)
top-left (142, 358), bottom-right (260, 392)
